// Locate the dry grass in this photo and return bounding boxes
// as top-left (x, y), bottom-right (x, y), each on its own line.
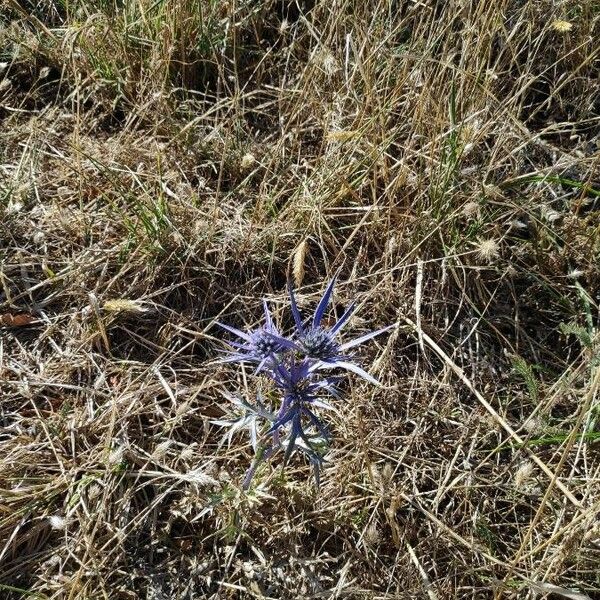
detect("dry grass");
top-left (1, 0), bottom-right (599, 598)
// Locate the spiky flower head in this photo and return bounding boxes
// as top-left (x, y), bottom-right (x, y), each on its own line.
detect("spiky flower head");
top-left (213, 273), bottom-right (394, 489)
top-left (217, 300), bottom-right (286, 372)
top-left (284, 275), bottom-right (394, 384)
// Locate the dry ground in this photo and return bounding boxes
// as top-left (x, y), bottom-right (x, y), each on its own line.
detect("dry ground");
top-left (1, 0), bottom-right (599, 598)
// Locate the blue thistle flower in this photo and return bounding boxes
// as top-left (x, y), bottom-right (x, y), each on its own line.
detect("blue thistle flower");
top-left (278, 276), bottom-right (394, 384)
top-left (213, 273), bottom-right (393, 489)
top-left (245, 357), bottom-right (334, 482)
top-left (217, 300), bottom-right (286, 372)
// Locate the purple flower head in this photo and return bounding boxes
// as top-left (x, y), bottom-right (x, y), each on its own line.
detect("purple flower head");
top-left (267, 357), bottom-right (336, 467)
top-left (213, 273), bottom-right (393, 489)
top-left (217, 300), bottom-right (286, 372)
top-left (285, 275), bottom-right (394, 385)
top-left (271, 356), bottom-right (339, 405)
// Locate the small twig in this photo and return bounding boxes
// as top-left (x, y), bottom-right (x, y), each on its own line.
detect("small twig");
top-left (405, 541), bottom-right (438, 600)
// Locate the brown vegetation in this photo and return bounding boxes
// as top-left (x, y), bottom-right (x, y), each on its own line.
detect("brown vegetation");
top-left (1, 0), bottom-right (599, 598)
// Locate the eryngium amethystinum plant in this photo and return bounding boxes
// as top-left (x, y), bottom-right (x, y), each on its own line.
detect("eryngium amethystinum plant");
top-left (215, 275), bottom-right (392, 488)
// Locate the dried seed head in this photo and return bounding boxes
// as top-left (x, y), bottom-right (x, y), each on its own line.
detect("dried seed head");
top-left (240, 153), bottom-right (256, 170)
top-left (320, 51), bottom-right (339, 77)
top-left (514, 461), bottom-right (534, 489)
top-left (153, 440), bottom-right (172, 459)
top-left (49, 515), bottom-right (66, 530)
top-left (102, 299), bottom-right (147, 314)
top-left (382, 462), bottom-right (394, 483)
top-left (364, 522), bottom-right (381, 545)
top-left (293, 240), bottom-right (308, 287)
top-left (552, 20), bottom-right (572, 32)
top-left (32, 230), bottom-right (46, 246)
top-left (475, 238), bottom-right (500, 262)
top-left (461, 201), bottom-right (479, 218)
top-left (180, 444), bottom-right (196, 461)
top-left (523, 416), bottom-right (544, 433)
top-left (108, 446), bottom-right (124, 466)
